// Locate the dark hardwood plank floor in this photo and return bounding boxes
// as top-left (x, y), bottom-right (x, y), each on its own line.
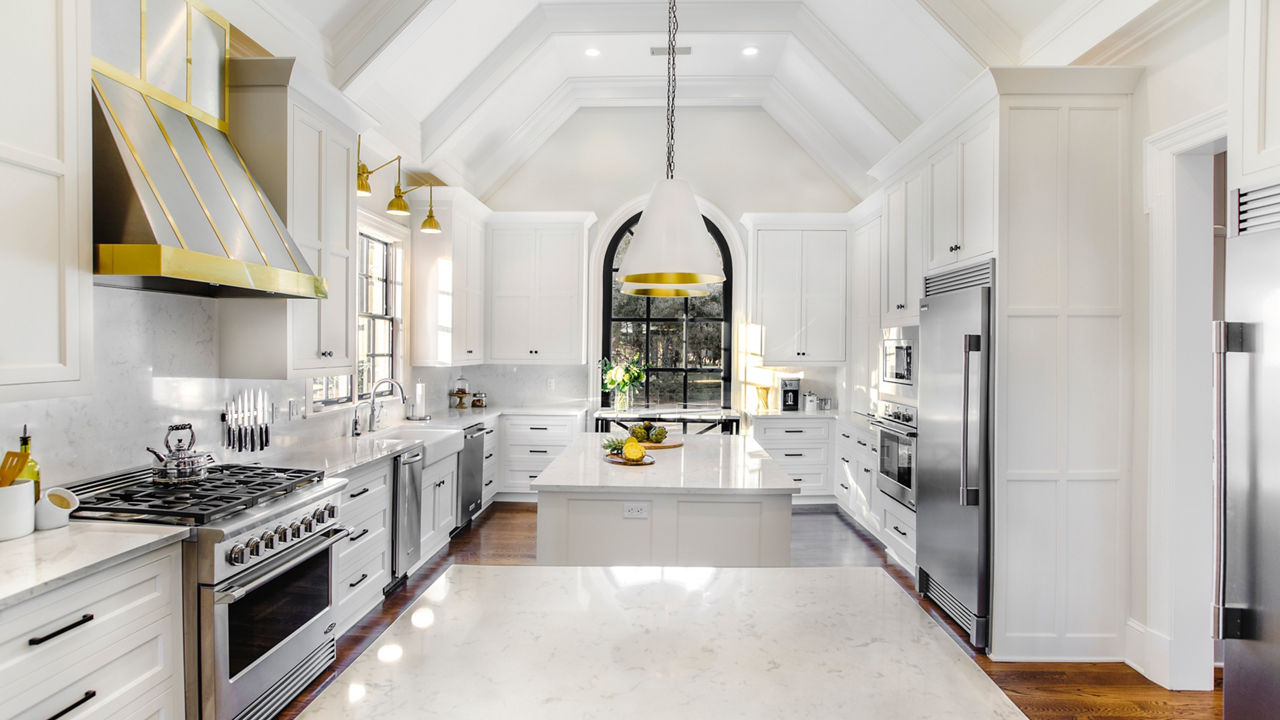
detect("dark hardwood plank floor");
top-left (279, 503), bottom-right (1222, 720)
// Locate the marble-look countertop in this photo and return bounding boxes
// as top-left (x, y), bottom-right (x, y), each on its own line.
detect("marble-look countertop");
top-left (531, 433), bottom-right (800, 495)
top-left (747, 408), bottom-right (877, 425)
top-left (0, 522), bottom-right (190, 611)
top-left (296, 565), bottom-right (1027, 720)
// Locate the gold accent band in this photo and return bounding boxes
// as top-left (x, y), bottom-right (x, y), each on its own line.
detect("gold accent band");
top-left (187, 116), bottom-right (272, 265)
top-left (97, 244), bottom-right (328, 298)
top-left (92, 58), bottom-right (228, 132)
top-left (619, 272), bottom-right (726, 284)
top-left (142, 95), bottom-right (232, 259)
top-left (624, 287), bottom-right (709, 297)
top-left (92, 73), bottom-right (188, 250)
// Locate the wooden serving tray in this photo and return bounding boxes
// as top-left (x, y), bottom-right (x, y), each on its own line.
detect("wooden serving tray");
top-left (603, 454), bottom-right (655, 467)
top-left (640, 441), bottom-right (683, 450)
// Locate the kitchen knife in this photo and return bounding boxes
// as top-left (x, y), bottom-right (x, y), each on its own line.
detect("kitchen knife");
top-left (250, 392), bottom-right (257, 452)
top-left (260, 390), bottom-right (269, 449)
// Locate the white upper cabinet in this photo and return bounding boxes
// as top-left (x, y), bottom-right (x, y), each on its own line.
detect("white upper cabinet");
top-left (1230, 0), bottom-right (1280, 194)
top-left (745, 216), bottom-right (848, 366)
top-left (882, 171), bottom-right (924, 327)
top-left (926, 116), bottom-right (997, 271)
top-left (849, 209), bottom-right (882, 415)
top-left (0, 0), bottom-right (93, 401)
top-left (221, 62), bottom-right (358, 380)
top-left (411, 188), bottom-right (490, 367)
top-left (486, 213), bottom-right (595, 364)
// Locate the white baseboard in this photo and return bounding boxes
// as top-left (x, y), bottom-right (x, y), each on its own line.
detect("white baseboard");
top-left (1125, 617), bottom-right (1174, 688)
top-left (792, 494), bottom-right (837, 506)
top-left (1125, 618), bottom-right (1148, 676)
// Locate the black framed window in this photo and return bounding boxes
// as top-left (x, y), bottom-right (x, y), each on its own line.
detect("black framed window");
top-left (357, 233), bottom-right (401, 399)
top-left (602, 213), bottom-right (733, 409)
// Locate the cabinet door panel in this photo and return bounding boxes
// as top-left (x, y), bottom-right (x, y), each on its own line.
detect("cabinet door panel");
top-left (533, 229), bottom-right (581, 361)
top-left (533, 294), bottom-right (579, 362)
top-left (904, 172), bottom-right (926, 318)
top-left (290, 245), bottom-right (325, 370)
top-left (287, 110), bottom-right (323, 247)
top-left (489, 296), bottom-right (531, 361)
top-left (929, 147), bottom-right (959, 270)
top-left (434, 469), bottom-right (456, 533)
top-left (884, 186), bottom-right (907, 322)
top-left (488, 229), bottom-right (536, 361)
top-left (960, 120), bottom-right (997, 260)
top-left (1236, 0), bottom-right (1280, 185)
top-left (800, 230), bottom-right (846, 362)
top-left (466, 218), bottom-right (486, 360)
top-left (319, 250), bottom-right (353, 366)
top-left (756, 230), bottom-right (803, 364)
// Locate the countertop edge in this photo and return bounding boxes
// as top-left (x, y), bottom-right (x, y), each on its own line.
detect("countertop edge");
top-left (529, 485), bottom-right (802, 495)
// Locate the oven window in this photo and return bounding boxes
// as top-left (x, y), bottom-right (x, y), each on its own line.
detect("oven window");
top-left (883, 342), bottom-right (912, 383)
top-left (878, 433), bottom-right (914, 490)
top-left (227, 550), bottom-right (330, 678)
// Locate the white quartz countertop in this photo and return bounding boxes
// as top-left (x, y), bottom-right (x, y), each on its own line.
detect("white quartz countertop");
top-left (0, 521), bottom-right (190, 611)
top-left (296, 565), bottom-right (1027, 720)
top-left (531, 433), bottom-right (800, 494)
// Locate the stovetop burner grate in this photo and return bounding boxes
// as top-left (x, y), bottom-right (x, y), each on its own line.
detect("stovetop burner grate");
top-left (72, 465), bottom-right (324, 525)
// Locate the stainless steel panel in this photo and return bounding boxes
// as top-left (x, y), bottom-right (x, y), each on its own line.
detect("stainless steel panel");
top-left (391, 451), bottom-right (423, 583)
top-left (91, 0), bottom-right (141, 77)
top-left (917, 285), bottom-right (990, 646)
top-left (457, 425), bottom-right (485, 528)
top-left (145, 0), bottom-right (188, 100)
top-left (1223, 230), bottom-right (1280, 718)
top-left (189, 10), bottom-right (226, 119)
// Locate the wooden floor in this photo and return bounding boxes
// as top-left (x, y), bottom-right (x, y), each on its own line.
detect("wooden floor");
top-left (280, 503), bottom-right (1222, 720)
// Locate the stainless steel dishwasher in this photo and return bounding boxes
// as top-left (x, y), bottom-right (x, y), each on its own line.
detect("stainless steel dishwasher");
top-left (454, 424), bottom-right (485, 534)
top-left (385, 447), bottom-right (424, 595)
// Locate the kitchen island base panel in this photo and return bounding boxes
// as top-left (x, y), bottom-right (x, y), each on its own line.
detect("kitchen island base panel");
top-left (536, 492), bottom-right (792, 567)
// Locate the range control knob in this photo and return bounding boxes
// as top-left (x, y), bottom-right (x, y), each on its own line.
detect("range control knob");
top-left (226, 544), bottom-right (248, 566)
top-left (312, 508), bottom-right (328, 525)
top-left (324, 503), bottom-right (337, 519)
top-left (301, 516), bottom-right (315, 532)
top-left (260, 531), bottom-right (276, 550)
top-left (290, 522), bottom-right (303, 540)
top-left (275, 525), bottom-right (290, 543)
top-left (246, 537), bottom-right (262, 557)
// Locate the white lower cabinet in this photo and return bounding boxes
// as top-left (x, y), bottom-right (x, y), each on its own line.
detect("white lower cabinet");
top-left (418, 454), bottom-right (458, 560)
top-left (0, 544), bottom-right (183, 720)
top-left (333, 457), bottom-right (393, 635)
top-left (482, 424), bottom-right (499, 506)
top-left (876, 490), bottom-right (917, 573)
top-left (497, 413), bottom-right (584, 496)
top-left (835, 417), bottom-right (878, 530)
top-left (749, 416), bottom-right (835, 497)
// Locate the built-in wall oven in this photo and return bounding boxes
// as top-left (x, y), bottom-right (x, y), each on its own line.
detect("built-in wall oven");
top-left (881, 326), bottom-right (919, 402)
top-left (872, 400), bottom-right (917, 510)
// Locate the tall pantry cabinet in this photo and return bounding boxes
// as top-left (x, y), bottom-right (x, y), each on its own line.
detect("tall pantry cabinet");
top-left (0, 0), bottom-right (93, 401)
top-left (411, 188), bottom-right (491, 366)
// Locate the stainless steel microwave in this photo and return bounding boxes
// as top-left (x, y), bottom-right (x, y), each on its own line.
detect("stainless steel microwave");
top-left (881, 326), bottom-right (919, 400)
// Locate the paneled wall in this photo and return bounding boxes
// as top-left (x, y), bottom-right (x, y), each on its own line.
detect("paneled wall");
top-left (994, 96), bottom-right (1131, 659)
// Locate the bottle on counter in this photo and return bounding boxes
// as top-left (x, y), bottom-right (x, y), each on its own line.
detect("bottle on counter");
top-left (17, 424), bottom-right (40, 501)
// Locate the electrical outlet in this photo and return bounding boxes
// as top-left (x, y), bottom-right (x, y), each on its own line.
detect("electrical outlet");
top-left (622, 502), bottom-right (649, 519)
top-left (546, 376), bottom-right (557, 392)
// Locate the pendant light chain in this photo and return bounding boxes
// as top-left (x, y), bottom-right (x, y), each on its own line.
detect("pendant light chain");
top-left (666, 0), bottom-right (678, 180)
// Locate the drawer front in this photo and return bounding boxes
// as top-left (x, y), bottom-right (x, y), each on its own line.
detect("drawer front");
top-left (765, 444), bottom-right (828, 467)
top-left (341, 476), bottom-right (390, 532)
top-left (483, 427), bottom-right (498, 453)
top-left (0, 547), bottom-right (179, 680)
top-left (337, 545), bottom-right (389, 609)
top-left (6, 614), bottom-right (179, 720)
top-left (504, 469), bottom-right (543, 493)
top-left (753, 420), bottom-right (831, 444)
top-left (833, 473), bottom-right (852, 504)
top-left (783, 471), bottom-right (828, 492)
top-left (504, 417), bottom-right (573, 445)
top-left (337, 519), bottom-right (389, 571)
top-left (881, 500), bottom-right (916, 560)
top-left (506, 444), bottom-right (561, 471)
top-left (482, 474), bottom-right (498, 503)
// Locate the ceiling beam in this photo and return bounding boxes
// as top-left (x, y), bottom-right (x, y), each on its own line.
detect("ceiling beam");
top-left (912, 0), bottom-right (1019, 67)
top-left (330, 0), bottom-right (458, 91)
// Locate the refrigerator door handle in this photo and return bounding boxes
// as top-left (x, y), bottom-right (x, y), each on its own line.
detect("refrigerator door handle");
top-left (1213, 320), bottom-right (1251, 639)
top-left (959, 334), bottom-right (982, 507)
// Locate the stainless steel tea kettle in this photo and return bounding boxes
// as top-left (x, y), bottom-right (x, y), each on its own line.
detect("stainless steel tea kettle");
top-left (146, 423), bottom-right (217, 483)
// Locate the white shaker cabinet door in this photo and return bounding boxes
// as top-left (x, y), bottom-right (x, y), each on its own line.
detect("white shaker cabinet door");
top-left (756, 229), bottom-right (804, 364)
top-left (532, 229), bottom-right (583, 363)
top-left (0, 0), bottom-right (92, 400)
top-left (487, 228), bottom-right (537, 361)
top-left (958, 119), bottom-right (997, 262)
top-left (1231, 0), bottom-right (1280, 191)
top-left (928, 145), bottom-right (960, 271)
top-left (799, 230), bottom-right (846, 363)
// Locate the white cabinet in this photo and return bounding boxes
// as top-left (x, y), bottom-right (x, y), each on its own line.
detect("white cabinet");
top-left (749, 416), bottom-right (835, 497)
top-left (836, 417), bottom-right (878, 532)
top-left (882, 171), bottom-right (925, 327)
top-left (411, 188), bottom-right (490, 366)
top-left (0, 0), bottom-right (92, 402)
top-left (0, 544), bottom-right (184, 720)
top-left (487, 214), bottom-right (595, 364)
top-left (744, 216), bottom-right (848, 366)
top-left (418, 454), bottom-right (457, 559)
top-left (849, 213), bottom-right (882, 415)
top-left (333, 457), bottom-right (393, 635)
top-left (221, 60), bottom-right (358, 380)
top-left (1230, 0), bottom-right (1280, 193)
top-left (928, 118), bottom-right (997, 271)
top-left (497, 412), bottom-right (585, 495)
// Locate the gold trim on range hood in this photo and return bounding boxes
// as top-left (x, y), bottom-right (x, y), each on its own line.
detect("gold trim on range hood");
top-left (91, 71), bottom-right (327, 300)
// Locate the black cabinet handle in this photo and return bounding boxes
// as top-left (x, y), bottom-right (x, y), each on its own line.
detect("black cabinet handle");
top-left (349, 487), bottom-right (370, 499)
top-left (892, 525), bottom-right (908, 538)
top-left (484, 453), bottom-right (494, 460)
top-left (784, 429), bottom-right (803, 434)
top-left (349, 573), bottom-right (369, 588)
top-left (793, 478), bottom-right (804, 482)
top-left (467, 350), bottom-right (474, 354)
top-left (528, 475), bottom-right (538, 479)
top-left (484, 480), bottom-right (494, 487)
top-left (856, 440), bottom-right (868, 447)
top-left (841, 457), bottom-right (850, 463)
top-left (29, 614), bottom-right (94, 646)
top-left (784, 453), bottom-right (803, 457)
top-left (863, 468), bottom-right (871, 473)
top-left (840, 483), bottom-right (849, 490)
top-left (348, 528), bottom-right (370, 543)
top-left (485, 429), bottom-right (495, 435)
top-left (529, 449), bottom-right (548, 454)
top-left (46, 690), bottom-right (96, 720)
top-left (841, 433), bottom-right (851, 439)
top-left (530, 426), bottom-right (549, 431)
top-left (436, 480), bottom-right (446, 488)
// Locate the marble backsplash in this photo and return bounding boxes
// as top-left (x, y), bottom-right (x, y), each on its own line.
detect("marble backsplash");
top-left (410, 363), bottom-right (592, 411)
top-left (0, 287), bottom-right (351, 487)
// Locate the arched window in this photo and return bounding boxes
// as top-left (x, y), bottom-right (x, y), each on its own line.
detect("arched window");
top-left (601, 213), bottom-right (733, 409)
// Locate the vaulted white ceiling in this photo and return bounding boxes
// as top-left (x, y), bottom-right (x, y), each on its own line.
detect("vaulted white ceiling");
top-left (243, 0), bottom-right (1194, 200)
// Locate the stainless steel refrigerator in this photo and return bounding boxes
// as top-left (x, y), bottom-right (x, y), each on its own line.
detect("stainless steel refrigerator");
top-left (917, 260), bottom-right (993, 651)
top-left (1218, 230), bottom-right (1280, 717)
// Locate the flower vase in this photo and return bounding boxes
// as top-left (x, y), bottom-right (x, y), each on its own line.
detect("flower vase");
top-left (614, 387), bottom-right (632, 413)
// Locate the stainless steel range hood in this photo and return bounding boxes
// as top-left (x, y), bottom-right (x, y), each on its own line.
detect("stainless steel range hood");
top-left (91, 71), bottom-right (326, 299)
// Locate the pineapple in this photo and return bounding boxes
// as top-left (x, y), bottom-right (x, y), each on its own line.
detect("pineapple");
top-left (622, 438), bottom-right (647, 463)
top-left (602, 436), bottom-right (628, 456)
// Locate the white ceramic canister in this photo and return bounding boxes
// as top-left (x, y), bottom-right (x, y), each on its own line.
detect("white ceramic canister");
top-left (35, 487), bottom-right (79, 531)
top-left (0, 481), bottom-right (36, 541)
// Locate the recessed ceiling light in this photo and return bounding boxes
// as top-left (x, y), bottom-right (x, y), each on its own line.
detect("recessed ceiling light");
top-left (742, 46), bottom-right (759, 56)
top-left (585, 48), bottom-right (601, 57)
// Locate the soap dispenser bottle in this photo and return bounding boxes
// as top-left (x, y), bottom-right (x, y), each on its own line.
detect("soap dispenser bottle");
top-left (17, 424), bottom-right (40, 501)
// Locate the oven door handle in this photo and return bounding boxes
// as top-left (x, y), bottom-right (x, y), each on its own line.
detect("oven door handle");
top-left (869, 420), bottom-right (916, 439)
top-left (960, 333), bottom-right (982, 507)
top-left (213, 527), bottom-right (350, 605)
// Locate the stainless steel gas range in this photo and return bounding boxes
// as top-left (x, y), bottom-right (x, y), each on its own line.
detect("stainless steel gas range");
top-left (73, 464), bottom-right (349, 720)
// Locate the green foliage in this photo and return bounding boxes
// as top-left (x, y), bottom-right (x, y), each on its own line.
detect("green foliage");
top-left (601, 436), bottom-right (628, 456)
top-left (599, 354), bottom-right (646, 392)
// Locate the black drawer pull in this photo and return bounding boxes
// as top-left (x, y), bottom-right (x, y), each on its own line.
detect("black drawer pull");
top-left (863, 468), bottom-right (871, 474)
top-left (840, 483), bottom-right (849, 490)
top-left (29, 614), bottom-right (94, 646)
top-left (841, 433), bottom-right (851, 439)
top-left (47, 690), bottom-right (96, 720)
top-left (436, 480), bottom-right (446, 488)
top-left (485, 453), bottom-right (494, 460)
top-left (485, 429), bottom-right (494, 435)
top-left (856, 440), bottom-right (868, 447)
top-left (793, 478), bottom-right (804, 482)
top-left (349, 487), bottom-right (371, 499)
top-left (348, 528), bottom-right (370, 543)
top-left (529, 449), bottom-right (548, 454)
top-left (484, 480), bottom-right (494, 487)
top-left (784, 453), bottom-right (803, 457)
top-left (530, 426), bottom-right (549, 431)
top-left (841, 457), bottom-right (849, 463)
top-left (528, 475), bottom-right (539, 479)
top-left (892, 525), bottom-right (908, 537)
top-left (349, 573), bottom-right (369, 588)
top-left (784, 429), bottom-right (804, 434)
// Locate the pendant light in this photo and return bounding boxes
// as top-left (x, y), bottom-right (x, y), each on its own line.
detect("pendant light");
top-left (420, 185), bottom-right (442, 234)
top-left (355, 135), bottom-right (399, 198)
top-left (617, 0), bottom-right (725, 293)
top-left (621, 282), bottom-right (708, 297)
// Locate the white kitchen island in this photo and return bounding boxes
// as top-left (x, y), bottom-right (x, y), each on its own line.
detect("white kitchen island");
top-left (532, 433), bottom-right (799, 567)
